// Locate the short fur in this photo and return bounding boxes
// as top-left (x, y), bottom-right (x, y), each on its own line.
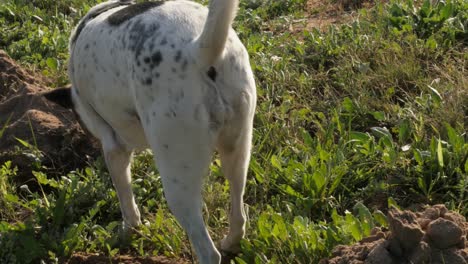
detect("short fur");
top-left (53, 0), bottom-right (256, 263)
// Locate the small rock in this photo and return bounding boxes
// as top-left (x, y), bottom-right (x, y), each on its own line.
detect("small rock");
top-left (444, 212), bottom-right (467, 228)
top-left (365, 241), bottom-right (394, 264)
top-left (431, 248), bottom-right (467, 264)
top-left (433, 204), bottom-right (448, 217)
top-left (418, 218), bottom-right (432, 229)
top-left (388, 209), bottom-right (424, 252)
top-left (427, 218), bottom-right (463, 249)
top-left (360, 234), bottom-right (385, 244)
top-left (370, 227), bottom-right (381, 236)
top-left (386, 237), bottom-right (403, 257)
top-left (408, 241), bottom-right (431, 264)
top-left (422, 207), bottom-right (440, 220)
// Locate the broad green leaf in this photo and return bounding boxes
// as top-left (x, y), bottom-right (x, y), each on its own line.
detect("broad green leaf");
top-left (372, 111), bottom-right (385, 121)
top-left (312, 170), bottom-right (326, 193)
top-left (388, 197), bottom-right (401, 210)
top-left (270, 155), bottom-right (282, 171)
top-left (373, 210), bottom-right (388, 227)
top-left (46, 57), bottom-right (58, 71)
top-left (440, 3), bottom-right (454, 19)
top-left (398, 119), bottom-right (411, 143)
top-left (349, 131), bottom-right (371, 142)
top-left (465, 158), bottom-right (468, 174)
top-left (371, 127), bottom-right (393, 142)
top-left (445, 123), bottom-right (462, 152)
top-left (345, 212), bottom-right (362, 241)
top-left (250, 159), bottom-right (264, 183)
top-left (301, 127), bottom-right (314, 148)
top-left (342, 97), bottom-right (354, 112)
top-left (353, 202), bottom-right (374, 236)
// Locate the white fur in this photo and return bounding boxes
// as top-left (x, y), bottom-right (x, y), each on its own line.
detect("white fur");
top-left (68, 0), bottom-right (256, 263)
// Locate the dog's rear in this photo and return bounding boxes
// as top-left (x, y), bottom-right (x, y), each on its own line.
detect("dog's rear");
top-left (44, 1), bottom-right (255, 263)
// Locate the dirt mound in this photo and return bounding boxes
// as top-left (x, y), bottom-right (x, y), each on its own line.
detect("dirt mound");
top-left (0, 50), bottom-right (100, 184)
top-left (65, 253), bottom-right (188, 264)
top-left (320, 205), bottom-right (468, 264)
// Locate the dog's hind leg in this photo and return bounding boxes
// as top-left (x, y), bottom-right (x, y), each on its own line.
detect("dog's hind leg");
top-left (218, 129), bottom-right (252, 254)
top-left (71, 94), bottom-right (141, 230)
top-left (102, 142), bottom-right (141, 230)
top-left (145, 115), bottom-right (221, 264)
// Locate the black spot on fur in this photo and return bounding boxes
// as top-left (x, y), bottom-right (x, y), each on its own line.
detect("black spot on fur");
top-left (107, 1), bottom-right (166, 26)
top-left (128, 19), bottom-right (160, 60)
top-left (207, 66), bottom-right (217, 82)
top-left (160, 37), bottom-right (167, 45)
top-left (144, 57), bottom-right (151, 64)
top-left (151, 51), bottom-right (162, 66)
top-left (174, 50), bottom-right (182, 62)
top-left (144, 78), bottom-right (152, 85)
top-left (43, 87), bottom-right (73, 109)
top-left (84, 44), bottom-right (90, 50)
top-left (163, 144), bottom-right (169, 149)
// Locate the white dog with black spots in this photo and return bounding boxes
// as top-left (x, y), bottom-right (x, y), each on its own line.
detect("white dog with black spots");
top-left (44, 0), bottom-right (256, 263)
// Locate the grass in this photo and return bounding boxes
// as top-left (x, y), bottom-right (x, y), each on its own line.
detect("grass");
top-left (0, 0), bottom-right (467, 263)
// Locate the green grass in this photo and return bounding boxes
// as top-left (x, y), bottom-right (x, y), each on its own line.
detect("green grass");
top-left (0, 0), bottom-right (467, 263)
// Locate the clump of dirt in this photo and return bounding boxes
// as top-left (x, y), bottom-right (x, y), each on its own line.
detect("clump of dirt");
top-left (65, 253), bottom-right (188, 264)
top-left (0, 50), bottom-right (100, 184)
top-left (320, 204), bottom-right (468, 264)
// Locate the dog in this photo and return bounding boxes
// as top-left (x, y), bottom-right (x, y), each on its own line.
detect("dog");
top-left (43, 0), bottom-right (256, 263)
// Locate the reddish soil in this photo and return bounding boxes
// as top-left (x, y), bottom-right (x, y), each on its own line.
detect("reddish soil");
top-left (65, 253), bottom-right (188, 264)
top-left (320, 205), bottom-right (468, 264)
top-left (290, 0), bottom-right (378, 32)
top-left (0, 50), bottom-right (100, 184)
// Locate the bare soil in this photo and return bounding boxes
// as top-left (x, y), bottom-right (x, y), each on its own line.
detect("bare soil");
top-left (65, 253), bottom-right (188, 264)
top-left (0, 50), bottom-right (100, 185)
top-left (290, 0), bottom-right (377, 33)
top-left (320, 205), bottom-right (468, 264)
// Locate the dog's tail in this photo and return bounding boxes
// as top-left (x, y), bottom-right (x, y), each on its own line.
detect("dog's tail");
top-left (195, 0), bottom-right (239, 67)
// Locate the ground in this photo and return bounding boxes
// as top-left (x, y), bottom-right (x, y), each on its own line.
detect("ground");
top-left (65, 253), bottom-right (187, 264)
top-left (0, 0), bottom-right (466, 263)
top-left (0, 50), bottom-right (100, 186)
top-left (320, 204), bottom-right (468, 264)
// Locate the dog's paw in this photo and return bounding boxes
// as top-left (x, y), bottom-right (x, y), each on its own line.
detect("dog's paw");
top-left (220, 236), bottom-right (242, 254)
top-left (118, 221), bottom-right (140, 247)
top-left (220, 250), bottom-right (238, 264)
